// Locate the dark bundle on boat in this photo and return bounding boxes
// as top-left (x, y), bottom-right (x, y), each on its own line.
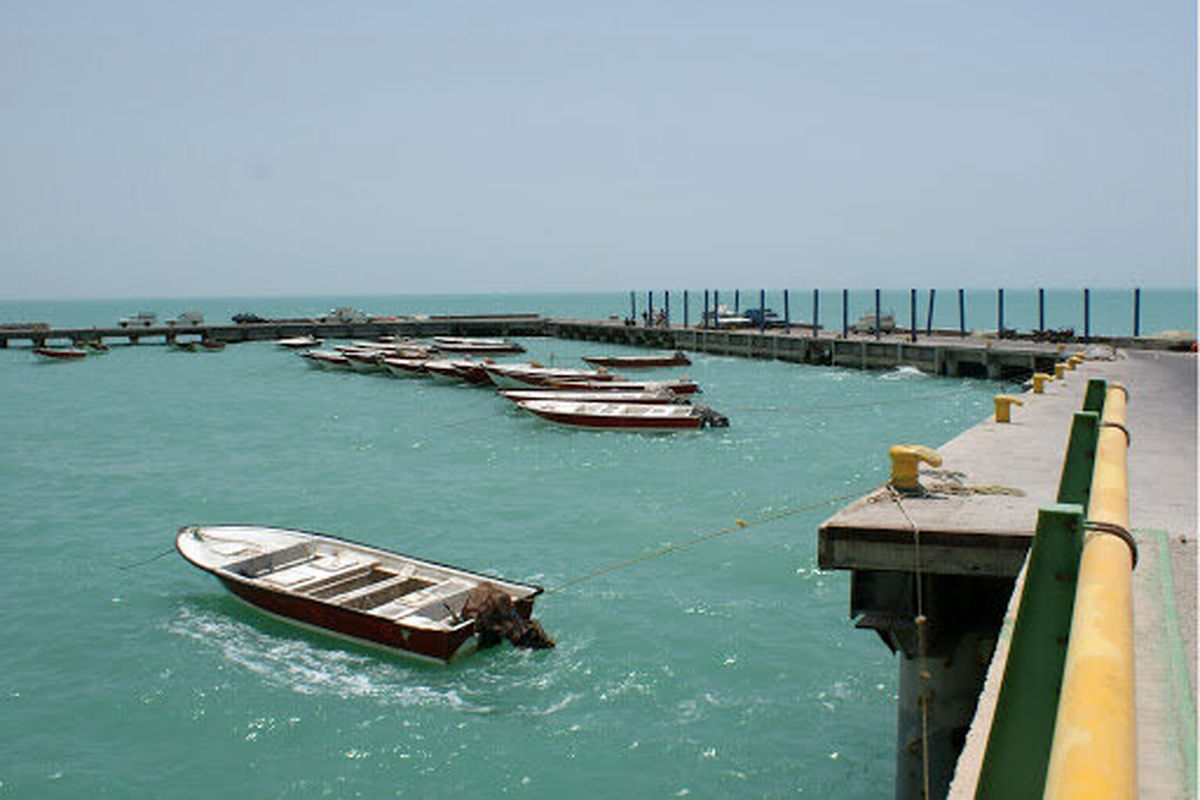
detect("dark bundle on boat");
top-left (462, 584), bottom-right (555, 651)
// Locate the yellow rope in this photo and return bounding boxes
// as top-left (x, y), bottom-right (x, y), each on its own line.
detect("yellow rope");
top-left (547, 487), bottom-right (867, 594)
top-left (888, 486), bottom-right (932, 800)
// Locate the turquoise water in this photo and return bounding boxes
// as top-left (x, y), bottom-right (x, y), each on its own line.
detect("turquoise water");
top-left (0, 292), bottom-right (1166, 798)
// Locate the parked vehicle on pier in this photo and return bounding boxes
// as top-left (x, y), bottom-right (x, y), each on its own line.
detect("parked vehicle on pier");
top-left (851, 311), bottom-right (896, 334)
top-left (118, 311), bottom-right (157, 328)
top-left (742, 308), bottom-right (785, 328)
top-left (318, 307), bottom-right (369, 324)
top-left (167, 311), bottom-right (204, 327)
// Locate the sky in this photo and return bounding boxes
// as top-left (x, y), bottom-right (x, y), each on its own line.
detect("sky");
top-left (1, 1), bottom-right (1195, 300)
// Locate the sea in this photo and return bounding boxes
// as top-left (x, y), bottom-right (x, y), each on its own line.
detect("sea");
top-left (0, 289), bottom-right (1193, 799)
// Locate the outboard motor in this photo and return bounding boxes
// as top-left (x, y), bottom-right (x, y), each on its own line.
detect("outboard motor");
top-left (696, 404), bottom-right (730, 428)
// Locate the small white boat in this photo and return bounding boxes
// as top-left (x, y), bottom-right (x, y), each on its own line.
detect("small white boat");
top-left (517, 400), bottom-right (728, 431)
top-left (433, 336), bottom-right (525, 354)
top-left (176, 525), bottom-right (550, 663)
top-left (302, 350), bottom-right (352, 370)
top-left (547, 377), bottom-right (700, 396)
top-left (276, 335), bottom-right (324, 349)
top-left (482, 362), bottom-right (618, 389)
top-left (343, 350), bottom-right (384, 373)
top-left (582, 351), bottom-right (691, 368)
top-left (498, 389), bottom-right (683, 405)
top-left (380, 356), bottom-right (429, 378)
top-left (33, 346), bottom-right (88, 362)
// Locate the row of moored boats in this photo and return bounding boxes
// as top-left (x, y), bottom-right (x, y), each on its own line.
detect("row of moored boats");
top-left (285, 335), bottom-right (729, 431)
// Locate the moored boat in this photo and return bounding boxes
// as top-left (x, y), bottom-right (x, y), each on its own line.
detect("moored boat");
top-left (302, 350), bottom-right (352, 370)
top-left (482, 362), bottom-right (618, 389)
top-left (380, 356), bottom-right (429, 377)
top-left (276, 335), bottom-right (324, 349)
top-left (433, 336), bottom-right (525, 354)
top-left (517, 400), bottom-right (728, 431)
top-left (498, 388), bottom-right (683, 405)
top-left (582, 351), bottom-right (691, 368)
top-left (33, 346), bottom-right (88, 362)
top-left (176, 525), bottom-right (550, 663)
top-left (199, 339), bottom-right (226, 351)
top-left (548, 377), bottom-right (700, 396)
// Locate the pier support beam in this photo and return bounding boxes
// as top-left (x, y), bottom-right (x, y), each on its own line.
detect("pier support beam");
top-left (853, 571), bottom-right (1011, 800)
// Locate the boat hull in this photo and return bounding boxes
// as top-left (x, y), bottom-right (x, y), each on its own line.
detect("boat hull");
top-left (33, 347), bottom-right (87, 361)
top-left (216, 574), bottom-right (482, 663)
top-left (582, 353), bottom-right (691, 367)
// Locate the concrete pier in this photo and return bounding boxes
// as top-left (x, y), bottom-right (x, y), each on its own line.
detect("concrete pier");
top-left (0, 314), bottom-right (545, 349)
top-left (817, 350), bottom-right (1197, 799)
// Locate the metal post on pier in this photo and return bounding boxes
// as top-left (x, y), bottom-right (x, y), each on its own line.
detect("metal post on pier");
top-left (784, 289), bottom-right (791, 333)
top-left (734, 289), bottom-right (740, 313)
top-left (926, 289), bottom-right (936, 336)
top-left (1039, 288), bottom-right (1046, 334)
top-left (1083, 289), bottom-right (1091, 343)
top-left (647, 291), bottom-right (653, 327)
top-left (910, 289), bottom-right (917, 342)
top-left (812, 289), bottom-right (819, 339)
top-left (958, 289), bottom-right (966, 337)
top-left (683, 290), bottom-right (689, 329)
top-left (842, 289), bottom-right (849, 338)
top-left (759, 289), bottom-right (766, 332)
top-left (714, 290), bottom-right (721, 329)
top-left (874, 289), bottom-right (882, 340)
top-left (703, 290), bottom-right (710, 330)
top-left (664, 290), bottom-right (670, 328)
top-left (998, 289), bottom-right (1006, 337)
top-left (1133, 288), bottom-right (1141, 338)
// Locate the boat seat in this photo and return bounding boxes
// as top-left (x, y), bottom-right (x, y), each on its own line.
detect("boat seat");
top-left (385, 580), bottom-right (474, 621)
top-left (225, 542), bottom-right (313, 578)
top-left (337, 572), bottom-right (436, 611)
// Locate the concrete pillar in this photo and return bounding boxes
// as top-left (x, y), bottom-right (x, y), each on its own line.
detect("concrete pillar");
top-left (896, 632), bottom-right (992, 800)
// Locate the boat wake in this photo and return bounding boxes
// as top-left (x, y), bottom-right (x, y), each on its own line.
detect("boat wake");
top-left (166, 605), bottom-right (479, 708)
top-left (880, 365), bottom-right (929, 380)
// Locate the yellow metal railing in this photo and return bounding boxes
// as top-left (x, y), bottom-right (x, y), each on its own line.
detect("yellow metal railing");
top-left (1043, 384), bottom-right (1136, 799)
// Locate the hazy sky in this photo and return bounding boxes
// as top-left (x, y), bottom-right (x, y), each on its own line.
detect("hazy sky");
top-left (2, 1), bottom-right (1195, 299)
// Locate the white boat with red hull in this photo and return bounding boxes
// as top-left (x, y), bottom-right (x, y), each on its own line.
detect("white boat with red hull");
top-left (582, 351), bottom-right (691, 368)
top-left (482, 362), bottom-right (619, 389)
top-left (517, 400), bottom-right (728, 431)
top-left (499, 388), bottom-right (684, 405)
top-left (548, 377), bottom-right (700, 395)
top-left (433, 336), bottom-right (525, 354)
top-left (33, 346), bottom-right (88, 362)
top-left (302, 350), bottom-right (352, 370)
top-left (176, 525), bottom-right (549, 664)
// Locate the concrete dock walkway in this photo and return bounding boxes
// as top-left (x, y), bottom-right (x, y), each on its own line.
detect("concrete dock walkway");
top-left (818, 347), bottom-right (1196, 799)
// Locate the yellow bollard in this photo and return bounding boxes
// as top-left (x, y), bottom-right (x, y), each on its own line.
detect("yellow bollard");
top-left (1054, 363), bottom-right (1068, 380)
top-left (888, 444), bottom-right (942, 492)
top-left (993, 394), bottom-right (1024, 423)
top-left (1032, 372), bottom-right (1051, 393)
top-left (1044, 384), bottom-right (1135, 799)
top-left (1066, 355), bottom-right (1082, 370)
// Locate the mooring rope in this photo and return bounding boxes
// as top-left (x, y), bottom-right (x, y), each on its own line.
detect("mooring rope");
top-left (117, 546), bottom-right (177, 571)
top-left (888, 485), bottom-right (933, 800)
top-left (546, 487), bottom-right (869, 594)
